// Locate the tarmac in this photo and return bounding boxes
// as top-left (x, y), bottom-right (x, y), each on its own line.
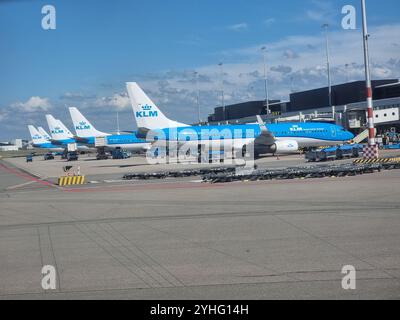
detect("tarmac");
top-left (0, 151), bottom-right (399, 299)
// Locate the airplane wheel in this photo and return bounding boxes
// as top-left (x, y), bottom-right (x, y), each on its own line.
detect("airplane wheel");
top-left (242, 146), bottom-right (247, 157)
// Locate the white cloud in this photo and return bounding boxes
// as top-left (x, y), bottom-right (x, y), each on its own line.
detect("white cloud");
top-left (60, 92), bottom-right (96, 101)
top-left (228, 23), bottom-right (248, 31)
top-left (263, 18), bottom-right (276, 26)
top-left (305, 0), bottom-right (336, 24)
top-left (129, 23), bottom-right (400, 123)
top-left (218, 24), bottom-right (400, 77)
top-left (95, 93), bottom-right (130, 110)
top-left (0, 111), bottom-right (7, 122)
top-left (11, 96), bottom-right (51, 112)
top-left (4, 23), bottom-right (398, 130)
top-left (283, 49), bottom-right (300, 59)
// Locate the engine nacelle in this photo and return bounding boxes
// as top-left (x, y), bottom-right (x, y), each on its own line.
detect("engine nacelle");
top-left (268, 140), bottom-right (299, 154)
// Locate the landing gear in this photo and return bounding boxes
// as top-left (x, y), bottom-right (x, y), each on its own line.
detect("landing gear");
top-left (96, 147), bottom-right (109, 160)
top-left (242, 145), bottom-right (254, 159)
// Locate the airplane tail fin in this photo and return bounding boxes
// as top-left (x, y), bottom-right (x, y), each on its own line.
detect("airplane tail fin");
top-left (28, 125), bottom-right (48, 144)
top-left (57, 119), bottom-right (74, 138)
top-left (46, 114), bottom-right (70, 141)
top-left (69, 107), bottom-right (109, 138)
top-left (38, 127), bottom-right (52, 141)
top-left (126, 82), bottom-right (188, 130)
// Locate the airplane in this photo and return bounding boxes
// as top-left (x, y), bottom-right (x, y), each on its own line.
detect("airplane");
top-left (37, 127), bottom-right (52, 141)
top-left (126, 82), bottom-right (355, 157)
top-left (45, 114), bottom-right (91, 151)
top-left (68, 107), bottom-right (151, 152)
top-left (27, 125), bottom-right (64, 151)
top-left (45, 114), bottom-right (75, 145)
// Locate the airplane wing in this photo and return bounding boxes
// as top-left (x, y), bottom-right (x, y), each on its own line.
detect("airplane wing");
top-left (49, 139), bottom-right (64, 146)
top-left (136, 127), bottom-right (151, 139)
top-left (73, 136), bottom-right (91, 144)
top-left (254, 115), bottom-right (276, 146)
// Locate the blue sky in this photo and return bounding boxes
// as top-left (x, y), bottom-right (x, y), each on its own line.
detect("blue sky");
top-left (0, 0), bottom-right (399, 140)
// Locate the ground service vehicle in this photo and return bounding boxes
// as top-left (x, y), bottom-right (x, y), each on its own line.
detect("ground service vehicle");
top-left (44, 153), bottom-right (55, 160)
top-left (66, 151), bottom-right (79, 161)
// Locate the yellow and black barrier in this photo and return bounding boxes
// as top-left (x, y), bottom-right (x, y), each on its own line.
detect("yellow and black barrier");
top-left (58, 175), bottom-right (86, 186)
top-left (354, 157), bottom-right (400, 164)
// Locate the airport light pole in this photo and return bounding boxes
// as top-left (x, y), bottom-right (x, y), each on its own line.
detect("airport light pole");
top-left (361, 0), bottom-right (377, 149)
top-left (116, 111), bottom-right (120, 135)
top-left (261, 46), bottom-right (270, 115)
top-left (194, 71), bottom-right (201, 124)
top-left (290, 76), bottom-right (294, 93)
top-left (322, 24), bottom-right (332, 109)
top-left (218, 62), bottom-right (225, 109)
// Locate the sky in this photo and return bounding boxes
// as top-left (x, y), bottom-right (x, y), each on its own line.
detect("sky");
top-left (0, 0), bottom-right (399, 140)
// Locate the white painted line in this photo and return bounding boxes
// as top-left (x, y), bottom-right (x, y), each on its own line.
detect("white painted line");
top-left (6, 181), bottom-right (36, 190)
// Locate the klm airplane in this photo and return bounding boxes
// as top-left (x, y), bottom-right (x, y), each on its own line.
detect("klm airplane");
top-left (27, 125), bottom-right (64, 151)
top-left (45, 114), bottom-right (90, 151)
top-left (46, 115), bottom-right (75, 145)
top-left (37, 127), bottom-right (52, 141)
top-left (68, 107), bottom-right (151, 152)
top-left (126, 82), bottom-right (354, 156)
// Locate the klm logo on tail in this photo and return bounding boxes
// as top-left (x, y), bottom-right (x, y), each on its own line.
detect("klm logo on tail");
top-left (51, 127), bottom-right (64, 134)
top-left (76, 121), bottom-right (91, 131)
top-left (136, 105), bottom-right (158, 118)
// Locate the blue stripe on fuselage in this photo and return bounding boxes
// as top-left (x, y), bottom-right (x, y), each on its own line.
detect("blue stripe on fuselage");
top-left (152, 123), bottom-right (354, 142)
top-left (76, 133), bottom-right (146, 147)
top-left (33, 143), bottom-right (61, 149)
top-left (106, 134), bottom-right (146, 145)
top-left (53, 138), bottom-right (76, 145)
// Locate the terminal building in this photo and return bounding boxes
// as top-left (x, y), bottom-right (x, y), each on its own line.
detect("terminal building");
top-left (0, 139), bottom-right (27, 152)
top-left (207, 79), bottom-right (400, 136)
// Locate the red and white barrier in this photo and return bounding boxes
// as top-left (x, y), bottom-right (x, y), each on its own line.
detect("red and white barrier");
top-left (363, 145), bottom-right (379, 159)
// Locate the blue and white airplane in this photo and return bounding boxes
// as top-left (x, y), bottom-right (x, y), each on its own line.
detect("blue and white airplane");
top-left (45, 114), bottom-right (91, 151)
top-left (37, 127), bottom-right (52, 141)
top-left (27, 125), bottom-right (64, 151)
top-left (126, 82), bottom-right (355, 156)
top-left (68, 107), bottom-right (151, 152)
top-left (46, 114), bottom-right (76, 145)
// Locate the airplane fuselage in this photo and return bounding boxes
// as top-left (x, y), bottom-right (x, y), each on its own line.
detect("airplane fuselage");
top-left (78, 133), bottom-right (150, 152)
top-left (148, 122), bottom-right (354, 148)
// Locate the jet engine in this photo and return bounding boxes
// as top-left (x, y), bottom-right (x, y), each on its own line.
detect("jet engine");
top-left (266, 140), bottom-right (299, 154)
